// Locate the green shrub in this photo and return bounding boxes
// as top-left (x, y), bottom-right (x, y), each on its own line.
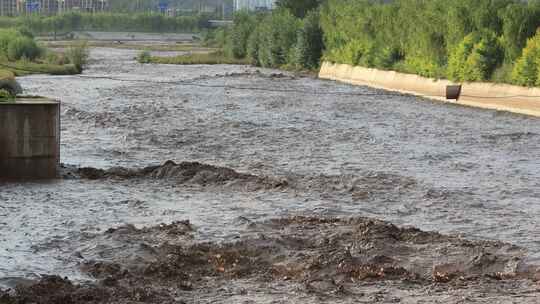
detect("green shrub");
top-left (256, 10), bottom-right (300, 68)
top-left (448, 31), bottom-right (503, 81)
top-left (0, 29), bottom-right (20, 56)
top-left (324, 40), bottom-right (367, 66)
top-left (7, 37), bottom-right (42, 61)
top-left (491, 62), bottom-right (514, 83)
top-left (372, 46), bottom-right (402, 70)
top-left (230, 11), bottom-right (257, 59)
top-left (290, 10), bottom-right (324, 69)
top-left (0, 28), bottom-right (42, 61)
top-left (247, 27), bottom-right (261, 66)
top-left (16, 27), bottom-right (34, 39)
top-left (401, 56), bottom-right (446, 78)
top-left (447, 34), bottom-right (477, 80)
top-left (44, 51), bottom-right (70, 65)
top-left (203, 28), bottom-right (229, 48)
top-left (66, 41), bottom-right (89, 73)
top-left (137, 51), bottom-right (151, 63)
top-left (512, 30), bottom-right (540, 86)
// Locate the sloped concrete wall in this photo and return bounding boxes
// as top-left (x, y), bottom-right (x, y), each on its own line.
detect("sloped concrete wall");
top-left (319, 62), bottom-right (540, 117)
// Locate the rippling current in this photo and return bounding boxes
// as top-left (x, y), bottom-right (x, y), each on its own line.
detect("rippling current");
top-left (1, 46), bottom-right (539, 283)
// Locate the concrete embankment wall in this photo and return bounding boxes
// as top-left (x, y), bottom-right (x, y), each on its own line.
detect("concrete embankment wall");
top-left (319, 62), bottom-right (540, 117)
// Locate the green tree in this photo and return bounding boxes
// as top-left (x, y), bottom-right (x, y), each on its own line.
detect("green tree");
top-left (257, 10), bottom-right (300, 67)
top-left (247, 26), bottom-right (261, 65)
top-left (291, 10), bottom-right (324, 69)
top-left (500, 3), bottom-right (540, 62)
top-left (512, 30), bottom-right (540, 86)
top-left (276, 0), bottom-right (321, 18)
top-left (230, 11), bottom-right (257, 58)
top-left (448, 31), bottom-right (503, 82)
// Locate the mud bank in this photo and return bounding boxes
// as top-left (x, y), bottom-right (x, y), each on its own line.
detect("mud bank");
top-left (319, 62), bottom-right (540, 117)
top-left (62, 160), bottom-right (288, 190)
top-left (60, 160), bottom-right (422, 204)
top-left (2, 216), bottom-right (540, 303)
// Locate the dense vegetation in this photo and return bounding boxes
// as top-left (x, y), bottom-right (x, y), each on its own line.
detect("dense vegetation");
top-left (320, 0), bottom-right (540, 85)
top-left (0, 12), bottom-right (209, 34)
top-left (275, 0), bottom-right (322, 18)
top-left (0, 28), bottom-right (82, 75)
top-left (512, 30), bottom-right (540, 86)
top-left (208, 0), bottom-right (540, 86)
top-left (208, 4), bottom-right (323, 71)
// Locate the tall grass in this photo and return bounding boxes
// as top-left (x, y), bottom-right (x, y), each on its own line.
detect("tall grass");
top-left (0, 28), bottom-right (42, 61)
top-left (0, 60), bottom-right (79, 76)
top-left (66, 41), bottom-right (89, 73)
top-left (138, 51), bottom-right (250, 65)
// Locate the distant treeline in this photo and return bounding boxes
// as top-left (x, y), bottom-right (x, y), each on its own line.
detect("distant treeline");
top-left (219, 0), bottom-right (540, 86)
top-left (207, 8), bottom-right (323, 70)
top-left (0, 12), bottom-right (211, 34)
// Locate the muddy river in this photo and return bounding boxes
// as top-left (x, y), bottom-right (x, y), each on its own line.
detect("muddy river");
top-left (1, 45), bottom-right (539, 302)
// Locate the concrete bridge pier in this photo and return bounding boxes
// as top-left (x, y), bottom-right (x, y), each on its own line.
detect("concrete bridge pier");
top-left (0, 99), bottom-right (60, 180)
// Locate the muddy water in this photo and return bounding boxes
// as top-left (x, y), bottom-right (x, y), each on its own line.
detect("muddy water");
top-left (1, 46), bottom-right (539, 285)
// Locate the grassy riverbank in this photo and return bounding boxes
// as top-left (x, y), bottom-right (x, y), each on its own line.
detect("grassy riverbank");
top-left (0, 60), bottom-right (79, 76)
top-left (138, 50), bottom-right (251, 65)
top-left (0, 28), bottom-right (87, 75)
top-left (42, 40), bottom-right (216, 53)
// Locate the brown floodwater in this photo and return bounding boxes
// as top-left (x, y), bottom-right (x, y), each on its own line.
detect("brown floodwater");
top-left (1, 45), bottom-right (539, 292)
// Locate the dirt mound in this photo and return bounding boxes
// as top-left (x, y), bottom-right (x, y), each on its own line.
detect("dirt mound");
top-left (62, 161), bottom-right (418, 199)
top-left (3, 216), bottom-right (539, 303)
top-left (63, 160), bottom-right (418, 197)
top-left (0, 275), bottom-right (176, 304)
top-left (62, 160), bottom-right (288, 190)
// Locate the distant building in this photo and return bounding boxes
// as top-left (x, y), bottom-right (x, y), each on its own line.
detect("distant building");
top-left (16, 0), bottom-right (60, 15)
top-left (162, 1), bottom-right (235, 18)
top-left (14, 0), bottom-right (108, 15)
top-left (0, 0), bottom-right (18, 16)
top-left (233, 0), bottom-right (275, 11)
top-left (60, 0), bottom-right (108, 13)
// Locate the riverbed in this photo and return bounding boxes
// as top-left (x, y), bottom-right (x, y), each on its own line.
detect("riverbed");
top-left (1, 45), bottom-right (539, 302)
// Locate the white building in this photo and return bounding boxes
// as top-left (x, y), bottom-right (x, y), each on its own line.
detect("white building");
top-left (233, 0), bottom-right (275, 11)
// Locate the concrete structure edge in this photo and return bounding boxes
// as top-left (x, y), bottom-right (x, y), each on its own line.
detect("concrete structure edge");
top-left (318, 61), bottom-right (540, 118)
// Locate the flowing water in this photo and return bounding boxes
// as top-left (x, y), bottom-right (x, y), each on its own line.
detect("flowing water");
top-left (1, 46), bottom-right (539, 286)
